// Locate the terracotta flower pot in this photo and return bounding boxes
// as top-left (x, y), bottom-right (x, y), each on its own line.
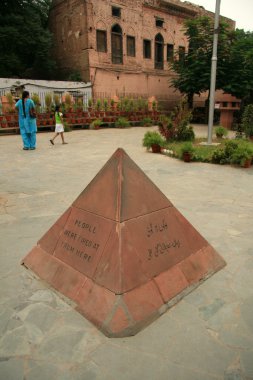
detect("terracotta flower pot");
top-left (242, 159), bottom-right (251, 168)
top-left (151, 144), bottom-right (161, 153)
top-left (183, 152), bottom-right (192, 162)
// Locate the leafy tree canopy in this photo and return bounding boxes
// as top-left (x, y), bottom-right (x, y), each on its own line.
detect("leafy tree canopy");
top-left (170, 16), bottom-right (253, 106)
top-left (0, 0), bottom-right (56, 79)
top-left (222, 29), bottom-right (253, 102)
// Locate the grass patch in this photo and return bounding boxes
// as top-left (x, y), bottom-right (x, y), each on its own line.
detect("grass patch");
top-left (164, 139), bottom-right (218, 162)
top-left (164, 138), bottom-right (253, 164)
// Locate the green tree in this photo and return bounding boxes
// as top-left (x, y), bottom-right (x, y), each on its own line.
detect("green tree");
top-left (0, 0), bottom-right (56, 79)
top-left (222, 29), bottom-right (253, 104)
top-left (170, 16), bottom-right (233, 108)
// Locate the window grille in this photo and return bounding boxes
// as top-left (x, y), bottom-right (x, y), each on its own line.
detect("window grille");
top-left (96, 30), bottom-right (107, 52)
top-left (167, 44), bottom-right (174, 62)
top-left (127, 36), bottom-right (136, 57)
top-left (112, 6), bottom-right (121, 18)
top-left (143, 39), bottom-right (151, 59)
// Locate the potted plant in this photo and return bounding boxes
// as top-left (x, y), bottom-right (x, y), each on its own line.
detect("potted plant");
top-left (53, 94), bottom-right (61, 107)
top-left (6, 92), bottom-right (15, 113)
top-left (88, 98), bottom-right (93, 112)
top-left (96, 99), bottom-right (102, 115)
top-left (180, 142), bottom-right (195, 162)
top-left (142, 131), bottom-right (165, 153)
top-left (31, 93), bottom-right (41, 113)
top-left (152, 100), bottom-right (157, 113)
top-left (215, 125), bottom-right (228, 139)
top-left (110, 98), bottom-right (115, 110)
top-left (140, 117), bottom-right (152, 127)
top-left (230, 143), bottom-right (253, 168)
top-left (76, 98), bottom-right (83, 113)
top-left (64, 92), bottom-right (73, 113)
top-left (90, 118), bottom-right (102, 130)
top-left (115, 117), bottom-right (130, 128)
top-left (103, 98), bottom-right (109, 113)
top-left (45, 92), bottom-right (53, 113)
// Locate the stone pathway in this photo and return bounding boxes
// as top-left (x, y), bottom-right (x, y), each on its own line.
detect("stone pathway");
top-left (0, 125), bottom-right (252, 380)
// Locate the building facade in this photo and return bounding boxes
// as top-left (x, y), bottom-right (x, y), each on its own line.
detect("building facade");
top-left (49, 0), bottom-right (234, 106)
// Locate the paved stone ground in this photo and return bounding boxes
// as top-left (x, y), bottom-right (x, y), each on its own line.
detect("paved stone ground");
top-left (0, 125), bottom-right (252, 380)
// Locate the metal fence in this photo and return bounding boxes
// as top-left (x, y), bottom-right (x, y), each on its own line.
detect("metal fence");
top-left (0, 89), bottom-right (92, 113)
top-left (0, 86), bottom-right (208, 114)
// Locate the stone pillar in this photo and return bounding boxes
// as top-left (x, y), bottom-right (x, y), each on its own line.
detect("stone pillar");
top-left (220, 109), bottom-right (234, 129)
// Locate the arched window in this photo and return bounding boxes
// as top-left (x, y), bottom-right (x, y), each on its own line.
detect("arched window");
top-left (155, 33), bottom-right (164, 69)
top-left (111, 24), bottom-right (123, 64)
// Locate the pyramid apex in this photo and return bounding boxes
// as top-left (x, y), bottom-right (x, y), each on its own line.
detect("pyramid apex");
top-left (73, 148), bottom-right (172, 221)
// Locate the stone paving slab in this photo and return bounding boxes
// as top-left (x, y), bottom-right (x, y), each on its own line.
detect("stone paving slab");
top-left (0, 125), bottom-right (253, 379)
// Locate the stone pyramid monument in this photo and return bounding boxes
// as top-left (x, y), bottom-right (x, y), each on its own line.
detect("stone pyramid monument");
top-left (22, 148), bottom-right (226, 337)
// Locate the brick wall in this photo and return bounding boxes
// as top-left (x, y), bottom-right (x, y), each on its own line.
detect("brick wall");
top-left (49, 0), bottom-right (235, 105)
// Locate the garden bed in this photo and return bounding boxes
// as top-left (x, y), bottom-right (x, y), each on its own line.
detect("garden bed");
top-left (162, 138), bottom-right (253, 168)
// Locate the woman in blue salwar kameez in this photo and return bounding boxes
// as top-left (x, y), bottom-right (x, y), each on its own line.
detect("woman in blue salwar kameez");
top-left (15, 91), bottom-right (37, 150)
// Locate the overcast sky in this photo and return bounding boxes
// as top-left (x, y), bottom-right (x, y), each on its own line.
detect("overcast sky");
top-left (187, 0), bottom-right (253, 31)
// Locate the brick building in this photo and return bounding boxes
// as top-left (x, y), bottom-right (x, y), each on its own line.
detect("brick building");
top-left (49, 0), bottom-right (234, 106)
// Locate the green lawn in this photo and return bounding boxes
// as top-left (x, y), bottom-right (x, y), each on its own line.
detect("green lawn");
top-left (164, 138), bottom-right (253, 164)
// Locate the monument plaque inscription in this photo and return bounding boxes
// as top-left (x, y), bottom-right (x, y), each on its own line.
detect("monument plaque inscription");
top-left (54, 208), bottom-right (115, 278)
top-left (116, 206), bottom-right (209, 292)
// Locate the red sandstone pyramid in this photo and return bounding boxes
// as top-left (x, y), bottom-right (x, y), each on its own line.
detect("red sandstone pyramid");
top-left (22, 148), bottom-right (226, 337)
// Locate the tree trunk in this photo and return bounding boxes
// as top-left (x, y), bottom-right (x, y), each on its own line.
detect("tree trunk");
top-left (187, 93), bottom-right (194, 109)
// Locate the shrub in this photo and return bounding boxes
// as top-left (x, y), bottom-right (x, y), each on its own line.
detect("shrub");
top-left (211, 139), bottom-right (253, 166)
top-left (212, 140), bottom-right (238, 164)
top-left (5, 92), bottom-right (14, 111)
top-left (53, 94), bottom-right (60, 107)
top-left (121, 97), bottom-right (129, 112)
top-left (96, 99), bottom-right (102, 111)
top-left (180, 142), bottom-right (195, 159)
top-left (115, 117), bottom-right (130, 128)
top-left (137, 97), bottom-right (145, 111)
top-left (129, 98), bottom-right (135, 112)
top-left (180, 141), bottom-right (194, 153)
top-left (140, 117), bottom-right (152, 127)
top-left (76, 98), bottom-right (83, 111)
top-left (88, 98), bottom-right (93, 108)
top-left (64, 92), bottom-right (72, 112)
top-left (142, 131), bottom-right (165, 149)
top-left (110, 98), bottom-right (115, 108)
top-left (103, 98), bottom-right (109, 111)
top-left (158, 115), bottom-right (173, 140)
top-left (230, 142), bottom-right (253, 166)
top-left (177, 125), bottom-right (195, 141)
top-left (90, 119), bottom-right (102, 130)
top-left (45, 92), bottom-right (52, 112)
top-left (159, 99), bottom-right (194, 142)
top-left (215, 125), bottom-right (228, 138)
top-left (152, 100), bottom-right (157, 111)
top-left (241, 104), bottom-right (253, 138)
top-left (171, 98), bottom-right (193, 141)
top-left (211, 148), bottom-right (228, 164)
top-left (224, 140), bottom-right (239, 157)
top-left (31, 93), bottom-right (41, 112)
